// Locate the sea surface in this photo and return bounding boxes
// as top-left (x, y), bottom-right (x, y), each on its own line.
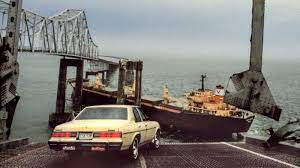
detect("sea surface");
top-left (11, 53), bottom-right (300, 142)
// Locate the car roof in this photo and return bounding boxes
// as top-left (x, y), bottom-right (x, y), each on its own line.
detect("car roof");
top-left (85, 105), bottom-right (139, 109)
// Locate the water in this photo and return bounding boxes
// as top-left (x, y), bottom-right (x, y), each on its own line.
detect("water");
top-left (11, 53), bottom-right (300, 142)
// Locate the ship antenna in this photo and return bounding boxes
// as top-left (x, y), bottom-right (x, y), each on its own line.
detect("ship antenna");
top-left (200, 74), bottom-right (207, 91)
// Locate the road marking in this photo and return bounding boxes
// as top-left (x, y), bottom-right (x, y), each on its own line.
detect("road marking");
top-left (139, 154), bottom-right (147, 168)
top-left (161, 142), bottom-right (244, 145)
top-left (222, 142), bottom-right (300, 168)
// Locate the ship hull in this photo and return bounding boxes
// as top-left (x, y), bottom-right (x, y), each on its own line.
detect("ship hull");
top-left (80, 87), bottom-right (254, 138)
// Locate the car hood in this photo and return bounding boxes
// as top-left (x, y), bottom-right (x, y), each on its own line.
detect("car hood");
top-left (54, 120), bottom-right (130, 132)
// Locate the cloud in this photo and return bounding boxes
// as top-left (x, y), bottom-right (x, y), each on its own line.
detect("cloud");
top-left (23, 0), bottom-right (300, 59)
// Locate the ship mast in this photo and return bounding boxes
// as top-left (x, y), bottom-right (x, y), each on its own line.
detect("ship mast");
top-left (200, 74), bottom-right (207, 91)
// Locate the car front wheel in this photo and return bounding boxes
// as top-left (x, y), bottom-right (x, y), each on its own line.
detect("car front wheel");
top-left (150, 131), bottom-right (160, 149)
top-left (129, 137), bottom-right (139, 160)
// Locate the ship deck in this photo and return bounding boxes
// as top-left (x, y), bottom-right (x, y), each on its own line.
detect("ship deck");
top-left (1, 141), bottom-right (299, 168)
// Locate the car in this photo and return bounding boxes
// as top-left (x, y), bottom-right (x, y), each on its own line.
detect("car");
top-left (48, 105), bottom-right (161, 160)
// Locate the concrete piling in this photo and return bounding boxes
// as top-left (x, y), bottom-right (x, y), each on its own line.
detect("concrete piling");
top-left (49, 58), bottom-right (84, 128)
top-left (116, 60), bottom-right (143, 106)
top-left (117, 61), bottom-right (127, 104)
top-left (134, 61), bottom-right (143, 106)
top-left (55, 59), bottom-right (67, 114)
top-left (73, 60), bottom-right (83, 112)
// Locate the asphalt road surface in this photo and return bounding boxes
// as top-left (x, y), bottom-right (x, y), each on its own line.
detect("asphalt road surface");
top-left (1, 143), bottom-right (299, 168)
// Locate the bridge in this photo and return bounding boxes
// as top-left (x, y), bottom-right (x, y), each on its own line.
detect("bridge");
top-left (0, 0), bottom-right (144, 141)
top-left (0, 0), bottom-right (123, 141)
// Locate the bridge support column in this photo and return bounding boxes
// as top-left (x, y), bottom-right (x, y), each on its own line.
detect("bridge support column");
top-left (101, 71), bottom-right (106, 85)
top-left (73, 60), bottom-right (84, 112)
top-left (116, 60), bottom-right (143, 106)
top-left (55, 60), bottom-right (67, 114)
top-left (49, 58), bottom-right (83, 128)
top-left (117, 61), bottom-right (126, 104)
top-left (134, 61), bottom-right (143, 106)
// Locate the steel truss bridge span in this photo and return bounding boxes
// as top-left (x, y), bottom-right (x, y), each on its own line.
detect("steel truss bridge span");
top-left (19, 8), bottom-right (99, 59)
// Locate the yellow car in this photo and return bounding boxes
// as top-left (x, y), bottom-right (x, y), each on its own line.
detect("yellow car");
top-left (48, 105), bottom-right (160, 160)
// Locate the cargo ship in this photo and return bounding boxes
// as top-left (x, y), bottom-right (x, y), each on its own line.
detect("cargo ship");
top-left (70, 74), bottom-right (254, 138)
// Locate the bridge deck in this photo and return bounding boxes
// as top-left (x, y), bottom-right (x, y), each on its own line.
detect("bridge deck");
top-left (1, 142), bottom-right (299, 168)
top-left (49, 53), bottom-right (119, 65)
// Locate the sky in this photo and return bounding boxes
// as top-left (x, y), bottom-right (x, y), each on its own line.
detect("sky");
top-left (22, 0), bottom-right (300, 60)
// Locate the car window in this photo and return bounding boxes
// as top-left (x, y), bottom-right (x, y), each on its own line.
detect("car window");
top-left (132, 108), bottom-right (142, 122)
top-left (136, 107), bottom-right (146, 121)
top-left (75, 107), bottom-right (128, 120)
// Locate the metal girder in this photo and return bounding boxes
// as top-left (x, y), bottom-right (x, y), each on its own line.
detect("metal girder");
top-left (264, 119), bottom-right (300, 148)
top-left (0, 1), bottom-right (119, 72)
top-left (0, 0), bottom-right (22, 107)
top-left (0, 0), bottom-right (22, 140)
top-left (17, 9), bottom-right (99, 58)
top-left (224, 0), bottom-right (281, 121)
top-left (0, 0), bottom-right (122, 80)
top-left (224, 69), bottom-right (281, 121)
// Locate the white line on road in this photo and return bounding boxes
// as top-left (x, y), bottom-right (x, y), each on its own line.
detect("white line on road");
top-left (161, 142), bottom-right (244, 145)
top-left (222, 142), bottom-right (300, 168)
top-left (139, 154), bottom-right (147, 168)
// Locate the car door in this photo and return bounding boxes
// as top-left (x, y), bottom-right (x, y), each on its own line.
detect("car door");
top-left (137, 107), bottom-right (155, 141)
top-left (132, 107), bottom-right (147, 143)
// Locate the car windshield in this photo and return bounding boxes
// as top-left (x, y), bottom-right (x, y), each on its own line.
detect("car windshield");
top-left (75, 107), bottom-right (128, 120)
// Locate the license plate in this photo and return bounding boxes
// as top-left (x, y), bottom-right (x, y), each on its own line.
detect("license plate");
top-left (63, 146), bottom-right (75, 151)
top-left (78, 132), bottom-right (93, 140)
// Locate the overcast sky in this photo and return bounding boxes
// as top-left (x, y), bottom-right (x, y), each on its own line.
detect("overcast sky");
top-left (23, 0), bottom-right (300, 60)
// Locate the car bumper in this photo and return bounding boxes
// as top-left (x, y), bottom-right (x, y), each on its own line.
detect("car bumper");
top-left (48, 141), bottom-right (122, 152)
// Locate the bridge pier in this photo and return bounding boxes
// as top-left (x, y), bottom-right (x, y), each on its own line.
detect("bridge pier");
top-left (117, 61), bottom-right (127, 104)
top-left (49, 58), bottom-right (83, 128)
top-left (101, 71), bottom-right (106, 84)
top-left (116, 60), bottom-right (143, 106)
top-left (73, 60), bottom-right (84, 112)
top-left (134, 61), bottom-right (143, 106)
